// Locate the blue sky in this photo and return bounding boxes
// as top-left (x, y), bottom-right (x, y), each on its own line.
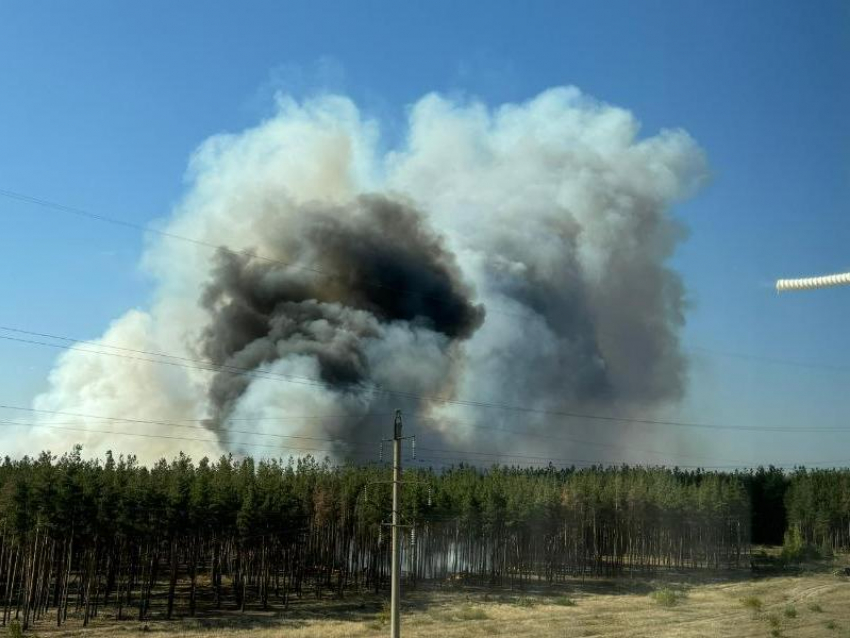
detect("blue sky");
top-left (0, 0), bottom-right (848, 466)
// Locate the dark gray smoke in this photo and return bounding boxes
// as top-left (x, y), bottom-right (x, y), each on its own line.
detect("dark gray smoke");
top-left (200, 194), bottom-right (484, 429)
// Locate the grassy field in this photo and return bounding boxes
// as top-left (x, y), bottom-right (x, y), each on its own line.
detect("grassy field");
top-left (22, 559), bottom-right (850, 638)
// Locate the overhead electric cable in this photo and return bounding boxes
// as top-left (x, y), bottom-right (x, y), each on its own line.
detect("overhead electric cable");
top-left (412, 454), bottom-right (843, 471)
top-left (0, 417), bottom-right (379, 449)
top-left (2, 326), bottom-right (844, 435)
top-left (0, 419), bottom-right (374, 458)
top-left (0, 404), bottom-right (744, 466)
top-left (0, 404), bottom-right (836, 469)
top-left (8, 187), bottom-right (850, 344)
top-left (0, 187), bottom-right (511, 317)
top-left (417, 441), bottom-right (752, 466)
top-left (687, 346), bottom-right (850, 374)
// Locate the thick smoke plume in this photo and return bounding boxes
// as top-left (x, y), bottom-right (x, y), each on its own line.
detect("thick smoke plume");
top-left (201, 195), bottom-right (483, 433)
top-left (21, 87), bottom-right (707, 463)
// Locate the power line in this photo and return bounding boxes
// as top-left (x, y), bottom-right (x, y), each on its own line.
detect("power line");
top-left (416, 441), bottom-right (751, 467)
top-left (414, 426), bottom-right (791, 465)
top-left (409, 407), bottom-right (849, 435)
top-left (0, 187), bottom-right (507, 318)
top-left (4, 326), bottom-right (849, 468)
top-left (1, 403), bottom-right (839, 469)
top-left (0, 405), bottom-right (384, 447)
top-left (412, 455), bottom-right (802, 471)
top-left (0, 417), bottom-right (379, 450)
top-left (7, 188), bottom-right (850, 370)
top-left (688, 346), bottom-right (850, 374)
top-left (413, 417), bottom-right (850, 461)
top-left (0, 417), bottom-right (677, 468)
top-left (0, 329), bottom-right (341, 390)
top-left (0, 403), bottom-right (743, 466)
top-left (5, 321), bottom-right (846, 395)
top-left (2, 407), bottom-right (847, 470)
top-left (413, 453), bottom-right (848, 471)
top-left (0, 404), bottom-right (341, 426)
top-left (2, 325), bottom-right (845, 435)
top-left (0, 419), bottom-right (375, 459)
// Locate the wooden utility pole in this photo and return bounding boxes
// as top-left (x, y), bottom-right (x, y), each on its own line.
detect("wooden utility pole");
top-left (390, 409), bottom-right (403, 638)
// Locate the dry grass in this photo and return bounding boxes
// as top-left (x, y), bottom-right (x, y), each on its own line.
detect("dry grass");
top-left (25, 566), bottom-right (850, 637)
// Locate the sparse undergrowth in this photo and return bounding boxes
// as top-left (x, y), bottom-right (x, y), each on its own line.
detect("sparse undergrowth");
top-left (366, 600), bottom-right (392, 629)
top-left (651, 587), bottom-right (687, 607)
top-left (551, 595), bottom-right (577, 606)
top-left (741, 595), bottom-right (764, 612)
top-left (14, 567), bottom-right (850, 638)
top-left (448, 604), bottom-right (489, 621)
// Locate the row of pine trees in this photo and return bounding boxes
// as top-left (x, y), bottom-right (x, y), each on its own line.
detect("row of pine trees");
top-left (785, 469), bottom-right (850, 551)
top-left (0, 448), bottom-right (843, 629)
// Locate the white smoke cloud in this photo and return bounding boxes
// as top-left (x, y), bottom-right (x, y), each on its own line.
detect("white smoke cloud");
top-left (16, 87), bottom-right (708, 464)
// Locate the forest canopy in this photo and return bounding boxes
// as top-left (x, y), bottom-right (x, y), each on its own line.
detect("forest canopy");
top-left (0, 449), bottom-right (844, 630)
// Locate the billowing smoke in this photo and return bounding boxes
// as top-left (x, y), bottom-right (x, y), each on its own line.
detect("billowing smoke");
top-left (200, 195), bottom-right (483, 434)
top-left (17, 87), bottom-right (708, 464)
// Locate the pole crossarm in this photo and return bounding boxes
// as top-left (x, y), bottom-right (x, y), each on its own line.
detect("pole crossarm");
top-left (776, 271), bottom-right (850, 292)
top-left (365, 479), bottom-right (430, 486)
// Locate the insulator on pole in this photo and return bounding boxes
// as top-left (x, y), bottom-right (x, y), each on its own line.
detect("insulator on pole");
top-left (378, 529), bottom-right (383, 546)
top-left (411, 436), bottom-right (416, 460)
top-left (379, 441), bottom-right (384, 462)
top-left (427, 485), bottom-right (432, 506)
top-left (410, 527), bottom-right (416, 545)
top-left (364, 486), bottom-right (368, 504)
top-left (776, 271), bottom-right (850, 292)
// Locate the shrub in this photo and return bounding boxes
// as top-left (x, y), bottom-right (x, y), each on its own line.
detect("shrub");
top-left (825, 619), bottom-right (837, 630)
top-left (375, 600), bottom-right (391, 626)
top-left (784, 605), bottom-right (797, 618)
top-left (552, 596), bottom-right (577, 607)
top-left (809, 602), bottom-right (824, 613)
top-left (651, 587), bottom-right (686, 607)
top-left (741, 595), bottom-right (763, 611)
top-left (781, 527), bottom-right (804, 562)
top-left (7, 622), bottom-right (23, 638)
top-left (781, 527), bottom-right (823, 563)
top-left (454, 604), bottom-right (488, 621)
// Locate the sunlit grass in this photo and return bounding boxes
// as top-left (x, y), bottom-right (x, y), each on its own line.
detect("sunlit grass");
top-left (25, 570), bottom-right (850, 638)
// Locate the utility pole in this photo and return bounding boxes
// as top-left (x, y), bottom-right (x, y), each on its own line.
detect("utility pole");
top-left (367, 410), bottom-right (418, 637)
top-left (390, 409), bottom-right (403, 638)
